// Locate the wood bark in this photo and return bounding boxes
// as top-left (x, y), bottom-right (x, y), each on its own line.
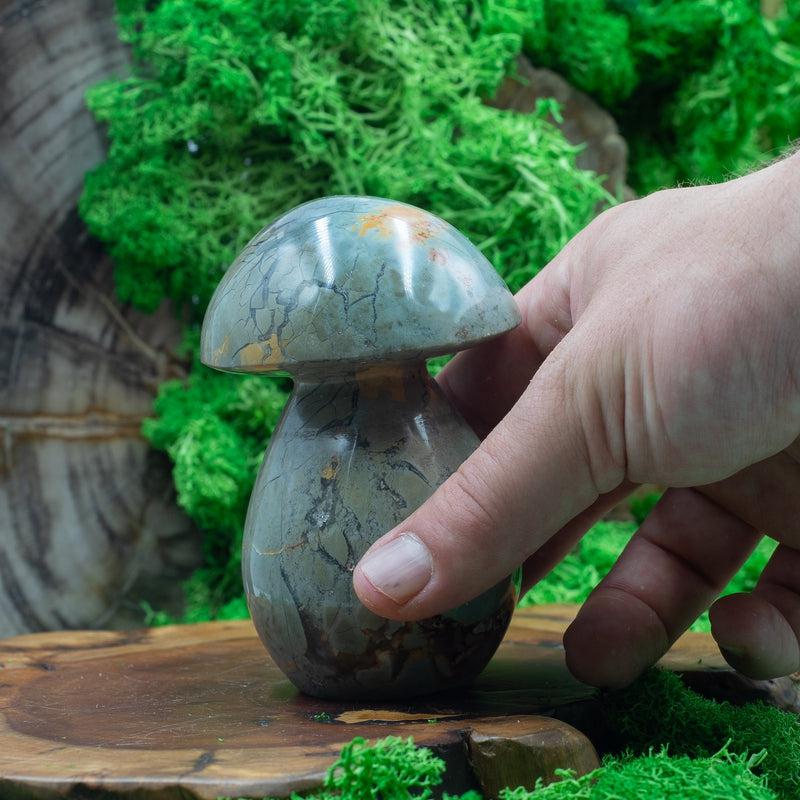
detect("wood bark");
top-left (0, 0), bottom-right (200, 636)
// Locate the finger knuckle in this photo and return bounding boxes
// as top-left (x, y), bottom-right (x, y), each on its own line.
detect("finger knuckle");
top-left (563, 350), bottom-right (628, 494)
top-left (440, 456), bottom-right (504, 541)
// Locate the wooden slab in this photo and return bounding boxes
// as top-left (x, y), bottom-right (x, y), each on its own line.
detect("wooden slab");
top-left (0, 0), bottom-right (199, 638)
top-left (0, 604), bottom-right (743, 799)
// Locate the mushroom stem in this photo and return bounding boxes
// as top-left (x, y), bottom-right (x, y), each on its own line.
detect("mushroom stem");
top-left (282, 361), bottom-right (462, 473)
top-left (243, 358), bottom-right (517, 699)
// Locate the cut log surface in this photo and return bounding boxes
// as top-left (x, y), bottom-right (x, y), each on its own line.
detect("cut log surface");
top-left (0, 0), bottom-right (200, 636)
top-left (0, 603), bottom-right (763, 800)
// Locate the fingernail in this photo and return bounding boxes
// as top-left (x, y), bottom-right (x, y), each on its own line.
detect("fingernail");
top-left (358, 533), bottom-right (432, 605)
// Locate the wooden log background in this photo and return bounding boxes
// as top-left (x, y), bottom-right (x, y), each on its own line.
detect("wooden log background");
top-left (0, 0), bottom-right (201, 636)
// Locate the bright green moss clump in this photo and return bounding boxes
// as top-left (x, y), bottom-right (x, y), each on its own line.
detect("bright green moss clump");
top-left (530, 0), bottom-right (638, 107)
top-left (763, 0), bottom-right (800, 148)
top-left (226, 736), bottom-right (446, 800)
top-left (604, 670), bottom-right (800, 798)
top-left (323, 737), bottom-right (444, 800)
top-left (523, 0), bottom-right (800, 193)
top-left (504, 748), bottom-right (776, 800)
top-left (82, 0), bottom-right (607, 315)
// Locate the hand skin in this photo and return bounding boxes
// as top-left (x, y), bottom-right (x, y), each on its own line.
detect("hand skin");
top-left (353, 150), bottom-right (800, 688)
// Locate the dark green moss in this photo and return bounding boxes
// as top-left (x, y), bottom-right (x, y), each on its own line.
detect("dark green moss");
top-left (604, 670), bottom-right (800, 798)
top-left (523, 0), bottom-right (799, 193)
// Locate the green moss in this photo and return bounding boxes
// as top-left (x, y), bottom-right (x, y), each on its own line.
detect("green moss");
top-left (621, 0), bottom-right (799, 192)
top-left (628, 490), bottom-right (661, 525)
top-left (604, 670), bottom-right (800, 798)
top-left (82, 0), bottom-right (607, 316)
top-left (503, 747), bottom-right (776, 800)
top-left (482, 0), bottom-right (548, 52)
top-left (760, 0), bottom-right (800, 153)
top-left (526, 0), bottom-right (638, 107)
top-left (519, 0), bottom-right (800, 193)
top-left (221, 730), bottom-right (785, 800)
top-left (324, 737), bottom-right (444, 800)
top-left (226, 736), bottom-right (446, 800)
top-left (169, 416), bottom-right (250, 532)
top-left (519, 520), bottom-right (637, 606)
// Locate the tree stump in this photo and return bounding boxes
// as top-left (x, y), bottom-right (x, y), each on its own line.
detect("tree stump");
top-left (0, 603), bottom-right (779, 800)
top-left (0, 0), bottom-right (200, 636)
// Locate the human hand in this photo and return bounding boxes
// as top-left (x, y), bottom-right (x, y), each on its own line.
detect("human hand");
top-left (353, 151), bottom-right (800, 688)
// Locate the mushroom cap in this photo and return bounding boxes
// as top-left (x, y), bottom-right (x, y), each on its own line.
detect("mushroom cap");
top-left (201, 196), bottom-right (520, 374)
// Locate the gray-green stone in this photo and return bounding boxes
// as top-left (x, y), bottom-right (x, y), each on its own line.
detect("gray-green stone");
top-left (201, 196), bottom-right (521, 699)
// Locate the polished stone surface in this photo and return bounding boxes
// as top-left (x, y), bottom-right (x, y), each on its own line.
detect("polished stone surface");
top-left (201, 196), bottom-right (520, 373)
top-left (202, 197), bottom-right (521, 698)
top-left (244, 364), bottom-right (519, 698)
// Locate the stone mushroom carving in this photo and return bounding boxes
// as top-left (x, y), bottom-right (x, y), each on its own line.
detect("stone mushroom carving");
top-left (201, 196), bottom-right (521, 699)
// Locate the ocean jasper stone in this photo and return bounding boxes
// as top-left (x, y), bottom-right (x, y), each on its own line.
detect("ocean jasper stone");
top-left (201, 196), bottom-right (522, 699)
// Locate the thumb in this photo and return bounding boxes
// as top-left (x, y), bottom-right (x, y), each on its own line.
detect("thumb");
top-left (352, 324), bottom-right (626, 620)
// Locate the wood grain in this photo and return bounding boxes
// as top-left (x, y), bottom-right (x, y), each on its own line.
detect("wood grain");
top-left (468, 716), bottom-right (599, 797)
top-left (0, 604), bottom-right (755, 800)
top-left (0, 0), bottom-right (200, 635)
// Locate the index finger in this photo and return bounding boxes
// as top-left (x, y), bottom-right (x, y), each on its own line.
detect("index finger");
top-left (436, 250), bottom-right (575, 439)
